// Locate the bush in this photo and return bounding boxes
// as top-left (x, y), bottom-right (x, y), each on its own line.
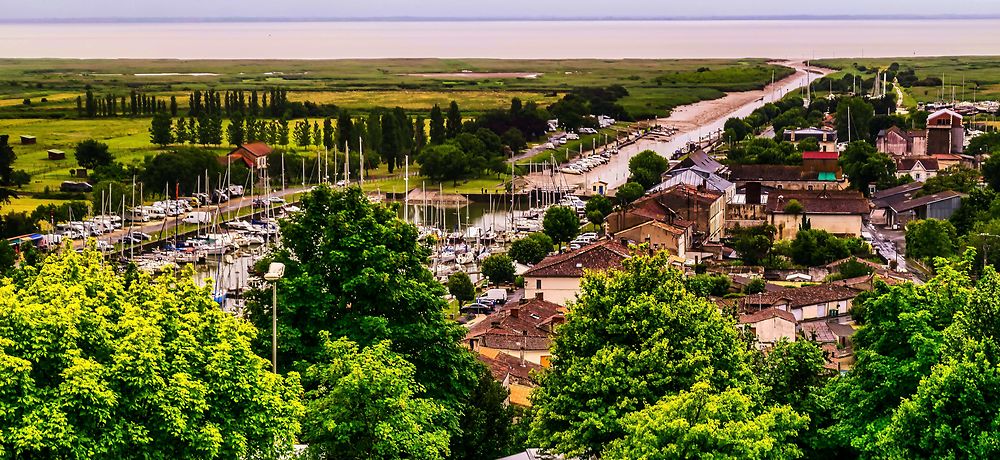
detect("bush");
top-left (744, 278), bottom-right (767, 294)
top-left (447, 272), bottom-right (476, 303)
top-left (481, 254), bottom-right (515, 286)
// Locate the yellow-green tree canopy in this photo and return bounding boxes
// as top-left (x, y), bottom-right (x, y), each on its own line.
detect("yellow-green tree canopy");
top-left (0, 247), bottom-right (303, 459)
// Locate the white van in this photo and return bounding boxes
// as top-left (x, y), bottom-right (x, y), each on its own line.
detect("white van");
top-left (183, 211), bottom-right (214, 224)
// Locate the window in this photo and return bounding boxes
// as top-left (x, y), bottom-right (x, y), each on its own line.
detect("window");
top-left (535, 279), bottom-right (542, 289)
top-left (829, 309), bottom-right (840, 318)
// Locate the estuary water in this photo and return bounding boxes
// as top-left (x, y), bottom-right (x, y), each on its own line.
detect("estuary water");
top-left (2, 19), bottom-right (1000, 59)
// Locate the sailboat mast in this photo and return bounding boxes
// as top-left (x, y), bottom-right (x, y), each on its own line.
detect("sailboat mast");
top-left (404, 154), bottom-right (409, 223)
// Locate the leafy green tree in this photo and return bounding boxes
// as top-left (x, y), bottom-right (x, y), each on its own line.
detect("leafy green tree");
top-left (245, 186), bottom-right (478, 407)
top-left (730, 224), bottom-right (776, 266)
top-left (446, 101), bottom-right (462, 139)
top-left (529, 251), bottom-right (760, 457)
top-left (920, 165), bottom-right (980, 195)
top-left (684, 273), bottom-right (732, 297)
top-left (790, 229), bottom-right (851, 266)
top-left (0, 240), bottom-right (15, 276)
top-left (586, 210), bottom-right (605, 230)
top-left (839, 141), bottom-right (896, 195)
top-left (542, 206), bottom-right (580, 246)
top-left (414, 116), bottom-right (427, 153)
top-left (966, 131), bottom-right (1000, 157)
top-left (744, 277), bottom-right (767, 294)
top-left (481, 253), bottom-right (515, 286)
top-left (302, 336), bottom-right (451, 460)
top-left (796, 136), bottom-right (821, 152)
top-left (335, 112), bottom-right (354, 150)
top-left (0, 247), bottom-right (304, 459)
top-left (148, 110), bottom-right (173, 146)
top-left (905, 218), bottom-right (958, 262)
top-left (835, 96), bottom-right (875, 143)
top-left (417, 143), bottom-right (470, 184)
top-left (628, 149), bottom-right (670, 189)
top-left (509, 233), bottom-right (552, 265)
top-left (429, 105), bottom-right (446, 145)
top-left (783, 198), bottom-right (804, 214)
top-left (603, 382), bottom-right (808, 460)
top-left (501, 127), bottom-right (527, 153)
top-left (10, 170), bottom-right (30, 188)
top-left (981, 153), bottom-right (1000, 192)
top-left (724, 117), bottom-right (752, 142)
top-left (73, 139), bottom-right (113, 169)
top-left (447, 272), bottom-right (475, 303)
top-left (584, 194), bottom-right (612, 221)
top-left (227, 110), bottom-right (246, 146)
top-left (322, 117), bottom-right (334, 149)
top-left (615, 182), bottom-right (644, 205)
top-left (0, 137), bottom-right (21, 200)
top-left (450, 366), bottom-right (522, 459)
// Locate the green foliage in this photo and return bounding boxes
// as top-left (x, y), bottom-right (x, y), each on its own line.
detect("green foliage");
top-left (481, 253), bottom-right (515, 286)
top-left (301, 337), bottom-right (451, 460)
top-left (508, 233), bottom-right (552, 265)
top-left (0, 248), bottom-right (304, 458)
top-left (74, 139), bottom-right (113, 169)
top-left (796, 136), bottom-right (821, 152)
top-left (585, 194), bottom-right (613, 220)
top-left (0, 241), bottom-right (15, 276)
top-left (730, 224), bottom-right (777, 266)
top-left (967, 131), bottom-right (1000, 157)
top-left (542, 206), bottom-right (580, 245)
top-left (839, 141), bottom-right (896, 195)
top-left (783, 198), bottom-right (804, 214)
top-left (744, 277), bottom-right (767, 294)
top-left (615, 181), bottom-right (645, 205)
top-left (905, 218), bottom-right (958, 262)
top-left (141, 148), bottom-right (224, 195)
top-left (447, 272), bottom-right (475, 303)
top-left (826, 257), bottom-right (875, 282)
top-left (821, 254), bottom-right (1000, 457)
top-left (529, 251), bottom-right (763, 457)
top-left (982, 153), bottom-right (1000, 192)
top-left (603, 382), bottom-right (808, 460)
top-left (919, 165), bottom-right (980, 195)
top-left (790, 229), bottom-right (852, 266)
top-left (628, 150), bottom-right (670, 189)
top-left (148, 111), bottom-right (173, 146)
top-left (835, 96), bottom-right (875, 143)
top-left (685, 273), bottom-right (732, 297)
top-left (246, 186), bottom-right (478, 407)
top-left (726, 137), bottom-right (801, 166)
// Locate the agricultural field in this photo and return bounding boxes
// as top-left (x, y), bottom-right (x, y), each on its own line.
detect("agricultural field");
top-left (815, 56), bottom-right (1000, 104)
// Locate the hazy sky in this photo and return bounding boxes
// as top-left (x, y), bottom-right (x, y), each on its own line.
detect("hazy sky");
top-left (5, 0), bottom-right (1000, 19)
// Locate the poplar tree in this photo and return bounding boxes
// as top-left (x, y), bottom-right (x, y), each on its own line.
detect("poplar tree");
top-left (322, 118), bottom-right (335, 149)
top-left (228, 111), bottom-right (246, 146)
top-left (446, 100), bottom-right (462, 138)
top-left (169, 96), bottom-right (178, 117)
top-left (414, 116), bottom-right (427, 154)
top-left (429, 104), bottom-right (445, 144)
top-left (149, 111), bottom-right (174, 147)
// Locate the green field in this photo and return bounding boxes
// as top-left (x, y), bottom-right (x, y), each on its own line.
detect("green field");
top-left (0, 58), bottom-right (789, 119)
top-left (814, 56), bottom-right (1000, 104)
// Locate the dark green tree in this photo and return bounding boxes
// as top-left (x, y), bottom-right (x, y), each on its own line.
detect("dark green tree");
top-left (429, 105), bottom-right (446, 145)
top-left (615, 182), bottom-right (644, 205)
top-left (839, 141), bottom-right (896, 195)
top-left (446, 101), bottom-right (462, 139)
top-left (73, 139), bottom-right (113, 169)
top-left (149, 111), bottom-right (174, 147)
top-left (508, 233), bottom-right (553, 265)
top-left (628, 150), bottom-right (670, 189)
top-left (480, 253), bottom-right (515, 285)
top-left (447, 272), bottom-right (475, 303)
top-left (542, 206), bottom-right (580, 246)
top-left (905, 218), bottom-right (958, 262)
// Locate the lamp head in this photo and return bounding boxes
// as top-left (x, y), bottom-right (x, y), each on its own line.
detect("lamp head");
top-left (264, 262), bottom-right (285, 281)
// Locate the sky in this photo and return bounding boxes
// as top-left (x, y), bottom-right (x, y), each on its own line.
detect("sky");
top-left (4, 0), bottom-right (1000, 20)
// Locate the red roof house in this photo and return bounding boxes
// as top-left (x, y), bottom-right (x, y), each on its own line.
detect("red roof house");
top-left (226, 142), bottom-right (273, 169)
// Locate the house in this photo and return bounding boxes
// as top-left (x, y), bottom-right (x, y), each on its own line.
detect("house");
top-left (465, 295), bottom-right (565, 366)
top-left (225, 142), bottom-right (273, 169)
top-left (524, 240), bottom-right (631, 306)
top-left (673, 149), bottom-right (727, 175)
top-left (725, 182), bottom-right (768, 231)
top-left (650, 166), bottom-right (735, 202)
top-left (876, 126), bottom-right (927, 157)
top-left (801, 151), bottom-right (842, 182)
top-left (801, 320), bottom-right (859, 371)
top-left (925, 108), bottom-right (964, 155)
top-left (740, 283), bottom-right (860, 323)
top-left (882, 190), bottom-right (965, 228)
top-left (614, 220), bottom-right (688, 258)
top-left (766, 189), bottom-right (870, 240)
top-left (47, 149), bottom-right (66, 160)
top-left (591, 180), bottom-right (608, 196)
top-left (739, 307), bottom-right (797, 347)
top-left (870, 182), bottom-right (924, 225)
top-left (652, 185), bottom-right (726, 243)
top-left (895, 157), bottom-right (939, 182)
top-left (728, 164), bottom-right (848, 191)
top-left (783, 127), bottom-right (838, 152)
top-left (19, 135), bottom-right (36, 145)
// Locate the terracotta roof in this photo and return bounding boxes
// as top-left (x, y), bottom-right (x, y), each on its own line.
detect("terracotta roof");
top-left (828, 322), bottom-right (857, 338)
top-left (802, 151), bottom-right (839, 160)
top-left (766, 189), bottom-right (870, 215)
top-left (729, 164), bottom-right (803, 182)
top-left (658, 184), bottom-right (723, 206)
top-left (523, 239), bottom-right (631, 278)
top-left (675, 150), bottom-right (723, 173)
top-left (800, 321), bottom-right (837, 343)
top-left (897, 157), bottom-right (939, 172)
top-left (739, 307), bottom-right (796, 324)
top-left (508, 383), bottom-right (534, 407)
top-left (466, 297), bottom-right (566, 350)
top-left (619, 219), bottom-right (687, 236)
top-left (740, 283), bottom-right (860, 311)
top-left (872, 181), bottom-right (924, 202)
top-left (477, 350), bottom-right (542, 384)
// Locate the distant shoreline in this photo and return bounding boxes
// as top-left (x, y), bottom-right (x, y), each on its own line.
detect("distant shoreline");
top-left (4, 15), bottom-right (1000, 24)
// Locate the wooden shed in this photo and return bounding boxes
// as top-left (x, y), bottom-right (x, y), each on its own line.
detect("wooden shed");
top-left (47, 149), bottom-right (66, 160)
top-left (20, 135), bottom-right (36, 145)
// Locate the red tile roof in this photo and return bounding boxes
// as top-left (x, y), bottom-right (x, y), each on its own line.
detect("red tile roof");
top-left (739, 307), bottom-right (796, 324)
top-left (802, 151), bottom-right (839, 160)
top-left (896, 157), bottom-right (939, 172)
top-left (740, 283), bottom-right (860, 311)
top-left (465, 298), bottom-right (566, 350)
top-left (477, 350), bottom-right (541, 384)
top-left (523, 239), bottom-right (631, 278)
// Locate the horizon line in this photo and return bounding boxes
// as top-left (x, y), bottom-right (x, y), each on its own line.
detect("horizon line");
top-left (4, 14), bottom-right (1000, 24)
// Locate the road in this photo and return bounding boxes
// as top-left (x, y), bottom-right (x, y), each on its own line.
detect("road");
top-left (522, 61), bottom-right (832, 193)
top-left (865, 221), bottom-right (908, 273)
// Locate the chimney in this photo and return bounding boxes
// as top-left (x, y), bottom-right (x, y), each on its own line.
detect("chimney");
top-left (468, 338), bottom-right (477, 351)
top-left (535, 292), bottom-right (544, 301)
top-left (519, 297), bottom-right (528, 305)
top-left (509, 307), bottom-right (519, 319)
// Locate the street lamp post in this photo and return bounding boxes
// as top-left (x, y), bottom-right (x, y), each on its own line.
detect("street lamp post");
top-left (264, 262), bottom-right (285, 373)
